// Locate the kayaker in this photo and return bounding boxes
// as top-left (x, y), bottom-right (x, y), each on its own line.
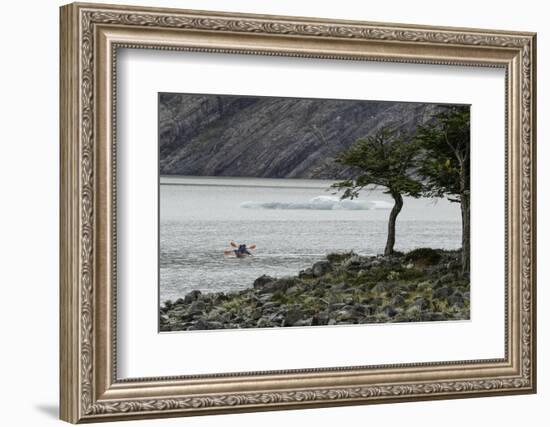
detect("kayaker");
top-left (224, 241), bottom-right (256, 257)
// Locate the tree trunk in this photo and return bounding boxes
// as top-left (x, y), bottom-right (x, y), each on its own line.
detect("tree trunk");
top-left (384, 192), bottom-right (403, 256)
top-left (457, 156), bottom-right (470, 276)
top-left (460, 193), bottom-right (470, 276)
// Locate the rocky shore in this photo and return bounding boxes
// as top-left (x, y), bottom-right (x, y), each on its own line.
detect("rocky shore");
top-left (160, 248), bottom-right (470, 332)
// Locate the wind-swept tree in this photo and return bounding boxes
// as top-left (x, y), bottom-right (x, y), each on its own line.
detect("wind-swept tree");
top-left (415, 106), bottom-right (470, 275)
top-left (331, 128), bottom-right (423, 256)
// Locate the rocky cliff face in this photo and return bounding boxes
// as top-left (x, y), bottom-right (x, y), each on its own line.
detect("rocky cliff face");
top-left (159, 93), bottom-right (444, 179)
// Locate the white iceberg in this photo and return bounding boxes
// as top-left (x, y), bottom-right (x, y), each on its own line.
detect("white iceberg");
top-left (240, 196), bottom-right (392, 211)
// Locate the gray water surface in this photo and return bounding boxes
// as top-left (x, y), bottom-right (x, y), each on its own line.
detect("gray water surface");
top-left (160, 176), bottom-right (461, 303)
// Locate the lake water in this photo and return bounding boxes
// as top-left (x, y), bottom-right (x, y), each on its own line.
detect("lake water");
top-left (160, 176), bottom-right (462, 303)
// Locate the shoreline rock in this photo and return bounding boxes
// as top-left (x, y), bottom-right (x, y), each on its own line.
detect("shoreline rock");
top-left (160, 248), bottom-right (470, 332)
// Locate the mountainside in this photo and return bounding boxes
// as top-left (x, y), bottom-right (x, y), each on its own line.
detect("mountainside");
top-left (159, 93), bottom-right (444, 179)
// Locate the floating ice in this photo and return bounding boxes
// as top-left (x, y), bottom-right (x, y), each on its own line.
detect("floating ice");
top-left (240, 196), bottom-right (392, 211)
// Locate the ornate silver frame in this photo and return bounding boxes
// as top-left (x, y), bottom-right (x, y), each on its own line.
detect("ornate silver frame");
top-left (60, 2), bottom-right (536, 423)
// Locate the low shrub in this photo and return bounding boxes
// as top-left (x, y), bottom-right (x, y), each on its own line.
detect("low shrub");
top-left (326, 251), bottom-right (355, 264)
top-left (405, 248), bottom-right (442, 265)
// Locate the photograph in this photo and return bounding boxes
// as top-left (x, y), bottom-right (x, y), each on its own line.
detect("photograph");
top-left (158, 93), bottom-right (471, 332)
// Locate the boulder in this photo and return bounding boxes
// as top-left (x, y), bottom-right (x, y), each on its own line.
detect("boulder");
top-left (411, 297), bottom-right (429, 310)
top-left (405, 305), bottom-right (421, 316)
top-left (405, 283), bottom-right (419, 292)
top-left (207, 321), bottom-right (224, 330)
top-left (255, 277), bottom-right (296, 294)
top-left (312, 312), bottom-right (329, 326)
top-left (334, 309), bottom-right (354, 322)
top-left (433, 286), bottom-right (451, 299)
top-left (448, 292), bottom-right (465, 308)
top-left (446, 261), bottom-right (461, 271)
top-left (183, 290), bottom-right (202, 304)
top-left (343, 296), bottom-right (355, 305)
top-left (206, 308), bottom-right (227, 321)
top-left (179, 311), bottom-right (202, 322)
top-left (370, 297), bottom-right (384, 307)
top-left (371, 282), bottom-right (391, 293)
top-left (351, 303), bottom-right (367, 316)
top-left (362, 305), bottom-right (376, 316)
top-left (188, 300), bottom-right (206, 312)
top-left (253, 274), bottom-right (275, 290)
top-left (188, 319), bottom-right (223, 330)
top-left (391, 295), bottom-right (405, 306)
top-left (298, 268), bottom-right (313, 278)
top-left (250, 308), bottom-right (262, 321)
top-left (256, 317), bottom-right (274, 328)
top-left (313, 287), bottom-right (325, 297)
top-left (211, 292), bottom-right (228, 304)
top-left (328, 302), bottom-right (346, 311)
top-left (439, 273), bottom-right (456, 284)
top-left (312, 261), bottom-right (333, 277)
top-left (261, 302), bottom-right (280, 312)
top-left (258, 294), bottom-right (273, 303)
top-left (269, 312), bottom-right (286, 324)
top-left (429, 312), bottom-right (447, 321)
top-left (284, 306), bottom-right (304, 326)
top-left (381, 305), bottom-right (398, 317)
top-left (329, 282), bottom-right (347, 291)
top-left (342, 255), bottom-right (363, 270)
top-left (417, 312), bottom-right (446, 321)
top-left (326, 252), bottom-right (355, 265)
top-left (369, 259), bottom-right (382, 268)
top-left (293, 318), bottom-right (313, 327)
top-left (389, 285), bottom-right (407, 297)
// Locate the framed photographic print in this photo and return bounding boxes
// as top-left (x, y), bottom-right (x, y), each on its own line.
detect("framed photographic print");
top-left (60, 2), bottom-right (537, 423)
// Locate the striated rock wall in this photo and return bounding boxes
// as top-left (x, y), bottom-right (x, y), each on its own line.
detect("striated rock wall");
top-left (159, 93), bottom-right (444, 179)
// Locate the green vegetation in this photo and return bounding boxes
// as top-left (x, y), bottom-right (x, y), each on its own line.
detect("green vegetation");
top-left (404, 247), bottom-right (443, 266)
top-left (160, 249), bottom-right (469, 331)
